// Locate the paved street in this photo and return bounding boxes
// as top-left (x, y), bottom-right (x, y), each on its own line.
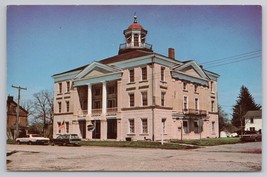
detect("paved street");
top-left (6, 142), bottom-right (261, 171)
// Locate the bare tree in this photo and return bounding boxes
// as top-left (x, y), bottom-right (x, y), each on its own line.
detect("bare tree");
top-left (32, 90), bottom-right (54, 137)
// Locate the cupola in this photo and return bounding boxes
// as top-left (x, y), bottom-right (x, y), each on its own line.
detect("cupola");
top-left (118, 15), bottom-right (153, 54)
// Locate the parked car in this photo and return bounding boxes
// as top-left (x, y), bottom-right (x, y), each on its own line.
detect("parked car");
top-left (240, 131), bottom-right (262, 142)
top-left (16, 134), bottom-right (50, 145)
top-left (51, 134), bottom-right (81, 146)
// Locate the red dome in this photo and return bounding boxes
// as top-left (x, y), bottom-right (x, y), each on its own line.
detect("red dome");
top-left (128, 23), bottom-right (143, 29)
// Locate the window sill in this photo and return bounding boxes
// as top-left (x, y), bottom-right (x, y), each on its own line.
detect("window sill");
top-left (65, 92), bottom-right (70, 94)
top-left (127, 133), bottom-right (136, 136)
top-left (57, 93), bottom-right (63, 96)
top-left (127, 82), bottom-right (136, 85)
top-left (139, 133), bottom-right (149, 136)
top-left (194, 92), bottom-right (199, 94)
top-left (139, 80), bottom-right (148, 83)
top-left (183, 90), bottom-right (188, 92)
top-left (160, 81), bottom-right (167, 84)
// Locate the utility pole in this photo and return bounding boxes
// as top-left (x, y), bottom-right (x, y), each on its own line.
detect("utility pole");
top-left (12, 85), bottom-right (27, 139)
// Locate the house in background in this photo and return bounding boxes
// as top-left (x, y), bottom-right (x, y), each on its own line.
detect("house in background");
top-left (244, 110), bottom-right (262, 132)
top-left (52, 16), bottom-right (220, 141)
top-left (6, 96), bottom-right (28, 139)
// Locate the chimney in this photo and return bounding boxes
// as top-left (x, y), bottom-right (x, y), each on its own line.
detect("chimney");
top-left (168, 48), bottom-right (175, 59)
top-left (7, 96), bottom-right (13, 102)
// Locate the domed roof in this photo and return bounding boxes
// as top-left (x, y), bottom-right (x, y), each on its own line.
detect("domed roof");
top-left (128, 23), bottom-right (143, 29)
top-left (127, 15), bottom-right (143, 29)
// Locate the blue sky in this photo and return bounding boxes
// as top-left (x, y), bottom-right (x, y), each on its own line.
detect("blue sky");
top-left (7, 5), bottom-right (262, 116)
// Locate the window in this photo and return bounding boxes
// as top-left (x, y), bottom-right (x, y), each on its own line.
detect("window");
top-left (95, 88), bottom-right (101, 96)
top-left (211, 100), bottom-right (215, 112)
top-left (66, 101), bottom-right (70, 112)
top-left (195, 98), bottom-right (199, 111)
top-left (57, 122), bottom-right (61, 133)
top-left (212, 121), bottom-right (215, 132)
top-left (129, 93), bottom-right (134, 107)
top-left (161, 92), bottom-right (165, 106)
top-left (183, 121), bottom-right (189, 133)
top-left (107, 99), bottom-right (116, 108)
top-left (129, 69), bottom-right (135, 82)
top-left (134, 34), bottom-right (139, 46)
top-left (66, 122), bottom-right (69, 133)
top-left (183, 96), bottom-right (188, 110)
top-left (183, 82), bottom-right (187, 90)
top-left (108, 86), bottom-right (115, 94)
top-left (66, 81), bottom-right (70, 92)
top-left (194, 85), bottom-right (198, 93)
top-left (59, 83), bottom-right (62, 94)
top-left (93, 100), bottom-right (101, 109)
top-left (250, 127), bottom-right (255, 131)
top-left (141, 119), bottom-right (148, 134)
top-left (129, 119), bottom-right (135, 133)
top-left (194, 120), bottom-right (202, 133)
top-left (58, 102), bottom-right (62, 113)
top-left (250, 118), bottom-right (254, 123)
top-left (142, 91), bottom-right (148, 106)
top-left (141, 67), bottom-right (147, 81)
top-left (162, 118), bottom-right (166, 134)
top-left (161, 67), bottom-right (165, 81)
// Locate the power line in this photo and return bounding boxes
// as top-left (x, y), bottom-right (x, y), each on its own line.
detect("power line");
top-left (205, 55), bottom-right (261, 69)
top-left (200, 50), bottom-right (261, 65)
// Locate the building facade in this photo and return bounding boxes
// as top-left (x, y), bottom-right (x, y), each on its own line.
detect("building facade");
top-left (244, 110), bottom-right (262, 132)
top-left (52, 16), bottom-right (220, 141)
top-left (7, 96), bottom-right (28, 139)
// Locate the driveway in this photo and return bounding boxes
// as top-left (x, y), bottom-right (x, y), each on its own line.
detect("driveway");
top-left (6, 142), bottom-right (261, 171)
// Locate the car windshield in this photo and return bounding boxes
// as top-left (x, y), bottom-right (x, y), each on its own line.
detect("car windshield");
top-left (71, 135), bottom-right (80, 139)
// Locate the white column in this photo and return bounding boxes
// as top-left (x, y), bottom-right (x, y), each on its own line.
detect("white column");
top-left (102, 81), bottom-right (107, 114)
top-left (87, 84), bottom-right (92, 116)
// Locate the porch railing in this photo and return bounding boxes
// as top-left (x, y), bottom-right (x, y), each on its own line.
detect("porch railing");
top-left (183, 109), bottom-right (207, 116)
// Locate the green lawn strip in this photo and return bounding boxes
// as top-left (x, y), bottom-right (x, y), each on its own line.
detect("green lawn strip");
top-left (80, 141), bottom-right (199, 150)
top-left (6, 139), bottom-right (16, 144)
top-left (170, 138), bottom-right (241, 146)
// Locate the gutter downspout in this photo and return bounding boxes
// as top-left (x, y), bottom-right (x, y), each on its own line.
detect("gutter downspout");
top-left (151, 56), bottom-right (155, 141)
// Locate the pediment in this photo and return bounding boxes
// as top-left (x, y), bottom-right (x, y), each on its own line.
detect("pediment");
top-left (74, 62), bottom-right (120, 80)
top-left (173, 61), bottom-right (209, 80)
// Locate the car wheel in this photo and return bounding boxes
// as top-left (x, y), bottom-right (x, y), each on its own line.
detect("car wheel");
top-left (63, 143), bottom-right (66, 146)
top-left (17, 141), bottom-right (21, 145)
top-left (28, 141), bottom-right (32, 145)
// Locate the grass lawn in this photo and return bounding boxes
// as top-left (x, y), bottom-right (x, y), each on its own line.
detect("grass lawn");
top-left (170, 137), bottom-right (241, 146)
top-left (80, 140), bottom-right (199, 150)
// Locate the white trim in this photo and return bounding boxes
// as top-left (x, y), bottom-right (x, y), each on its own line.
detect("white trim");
top-left (73, 72), bottom-right (122, 86)
top-left (74, 61), bottom-right (121, 80)
top-left (53, 70), bottom-right (81, 83)
top-left (173, 61), bottom-right (209, 80)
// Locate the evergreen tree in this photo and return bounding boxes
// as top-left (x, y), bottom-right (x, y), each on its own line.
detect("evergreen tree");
top-left (231, 86), bottom-right (261, 135)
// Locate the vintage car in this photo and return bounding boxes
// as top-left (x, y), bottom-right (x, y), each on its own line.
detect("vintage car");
top-left (16, 134), bottom-right (50, 145)
top-left (240, 131), bottom-right (262, 142)
top-left (51, 134), bottom-right (81, 146)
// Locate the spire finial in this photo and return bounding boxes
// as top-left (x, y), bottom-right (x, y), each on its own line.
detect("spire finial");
top-left (134, 13), bottom-right (137, 23)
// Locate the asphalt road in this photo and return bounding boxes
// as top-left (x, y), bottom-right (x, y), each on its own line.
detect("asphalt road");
top-left (6, 142), bottom-right (261, 172)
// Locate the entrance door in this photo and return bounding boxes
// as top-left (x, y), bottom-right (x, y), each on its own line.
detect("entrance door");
top-left (92, 120), bottom-right (101, 139)
top-left (78, 120), bottom-right (86, 139)
top-left (107, 119), bottom-right (117, 139)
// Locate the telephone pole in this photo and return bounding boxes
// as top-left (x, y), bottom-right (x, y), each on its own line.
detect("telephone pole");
top-left (12, 85), bottom-right (27, 139)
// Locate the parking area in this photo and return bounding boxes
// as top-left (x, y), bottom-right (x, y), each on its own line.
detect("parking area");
top-left (6, 142), bottom-right (261, 171)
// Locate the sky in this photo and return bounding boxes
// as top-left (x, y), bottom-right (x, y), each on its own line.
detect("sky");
top-left (7, 5), bottom-right (262, 117)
